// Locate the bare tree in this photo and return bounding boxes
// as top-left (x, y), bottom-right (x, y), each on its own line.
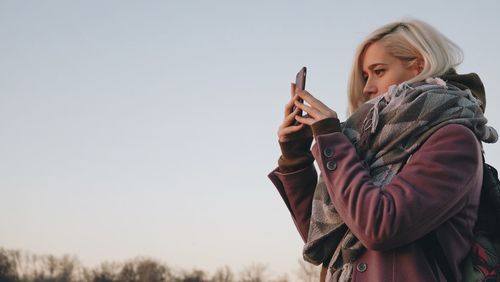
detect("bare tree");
top-left (57, 255), bottom-right (80, 282)
top-left (2, 247), bottom-right (312, 282)
top-left (118, 262), bottom-right (136, 282)
top-left (269, 273), bottom-right (289, 282)
top-left (294, 259), bottom-right (320, 282)
top-left (0, 248), bottom-right (19, 282)
top-left (117, 257), bottom-right (175, 282)
top-left (211, 265), bottom-right (234, 282)
top-left (36, 254), bottom-right (79, 282)
top-left (8, 249), bottom-right (34, 281)
top-left (238, 263), bottom-right (267, 282)
top-left (179, 268), bottom-right (207, 282)
top-left (87, 261), bottom-right (121, 282)
top-left (136, 257), bottom-right (168, 282)
top-left (1, 248), bottom-right (82, 282)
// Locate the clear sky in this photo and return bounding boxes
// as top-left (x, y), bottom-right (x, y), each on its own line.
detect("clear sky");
top-left (1, 0), bottom-right (499, 278)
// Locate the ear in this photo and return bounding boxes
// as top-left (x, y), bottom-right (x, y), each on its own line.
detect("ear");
top-left (414, 58), bottom-right (424, 75)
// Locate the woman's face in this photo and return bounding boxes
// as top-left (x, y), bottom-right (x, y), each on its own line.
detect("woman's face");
top-left (361, 41), bottom-right (421, 100)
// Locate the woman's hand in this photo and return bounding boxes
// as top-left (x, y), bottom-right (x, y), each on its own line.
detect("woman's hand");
top-left (293, 89), bottom-right (338, 126)
top-left (277, 83), bottom-right (313, 143)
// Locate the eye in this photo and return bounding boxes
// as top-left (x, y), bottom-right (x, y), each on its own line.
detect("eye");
top-left (374, 69), bottom-right (385, 76)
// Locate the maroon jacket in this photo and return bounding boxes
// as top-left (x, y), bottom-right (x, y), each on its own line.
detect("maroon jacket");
top-left (268, 124), bottom-right (482, 281)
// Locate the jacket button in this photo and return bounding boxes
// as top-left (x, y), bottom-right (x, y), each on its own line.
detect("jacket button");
top-left (326, 161), bottom-right (337, 171)
top-left (323, 148), bottom-right (333, 157)
top-left (356, 262), bottom-right (367, 273)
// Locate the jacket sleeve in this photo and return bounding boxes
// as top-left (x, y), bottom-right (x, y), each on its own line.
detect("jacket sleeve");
top-left (312, 124), bottom-right (483, 251)
top-left (267, 164), bottom-right (318, 242)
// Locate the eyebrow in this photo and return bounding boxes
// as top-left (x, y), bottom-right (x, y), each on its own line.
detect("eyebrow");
top-left (368, 63), bottom-right (387, 69)
top-left (362, 63), bottom-right (388, 74)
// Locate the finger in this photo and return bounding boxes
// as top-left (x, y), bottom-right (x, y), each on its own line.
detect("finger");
top-left (278, 121), bottom-right (305, 139)
top-left (290, 83), bottom-right (296, 98)
top-left (281, 122), bottom-right (304, 132)
top-left (284, 94), bottom-right (300, 117)
top-left (279, 122), bottom-right (305, 137)
top-left (295, 90), bottom-right (329, 112)
top-left (284, 93), bottom-right (302, 117)
top-left (282, 106), bottom-right (301, 126)
top-left (295, 114), bottom-right (314, 126)
top-left (294, 100), bottom-right (320, 118)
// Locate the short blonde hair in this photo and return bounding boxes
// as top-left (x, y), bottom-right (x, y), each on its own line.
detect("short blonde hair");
top-left (347, 19), bottom-right (463, 114)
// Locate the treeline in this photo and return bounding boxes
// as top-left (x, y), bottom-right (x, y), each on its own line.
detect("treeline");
top-left (0, 248), bottom-right (320, 282)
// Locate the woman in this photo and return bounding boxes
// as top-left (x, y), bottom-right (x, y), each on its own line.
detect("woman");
top-left (268, 19), bottom-right (497, 281)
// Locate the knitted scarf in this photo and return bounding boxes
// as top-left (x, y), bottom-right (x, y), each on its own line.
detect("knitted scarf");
top-left (302, 78), bottom-right (498, 282)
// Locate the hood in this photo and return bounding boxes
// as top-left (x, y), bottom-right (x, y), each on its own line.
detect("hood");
top-left (440, 68), bottom-right (486, 112)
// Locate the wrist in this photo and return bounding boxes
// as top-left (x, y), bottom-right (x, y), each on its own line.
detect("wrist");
top-left (277, 136), bottom-right (314, 173)
top-left (311, 117), bottom-right (341, 136)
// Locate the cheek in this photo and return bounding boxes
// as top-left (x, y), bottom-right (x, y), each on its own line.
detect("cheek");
top-left (386, 70), bottom-right (414, 88)
top-left (379, 75), bottom-right (400, 93)
top-left (396, 66), bottom-right (419, 82)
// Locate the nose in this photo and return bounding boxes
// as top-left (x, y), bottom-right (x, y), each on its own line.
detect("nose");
top-left (363, 80), bottom-right (377, 99)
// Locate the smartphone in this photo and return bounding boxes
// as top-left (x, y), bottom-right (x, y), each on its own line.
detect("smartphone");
top-left (292, 66), bottom-right (307, 116)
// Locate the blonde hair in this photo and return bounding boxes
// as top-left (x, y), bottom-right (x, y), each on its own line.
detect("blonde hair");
top-left (347, 18), bottom-right (463, 114)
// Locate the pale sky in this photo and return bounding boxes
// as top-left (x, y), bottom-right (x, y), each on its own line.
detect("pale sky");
top-left (1, 0), bottom-right (499, 278)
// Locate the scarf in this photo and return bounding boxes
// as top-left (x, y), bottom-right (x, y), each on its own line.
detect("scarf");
top-left (303, 77), bottom-right (498, 282)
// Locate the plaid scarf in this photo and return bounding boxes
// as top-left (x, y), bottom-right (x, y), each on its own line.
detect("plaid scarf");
top-left (303, 78), bottom-right (498, 282)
